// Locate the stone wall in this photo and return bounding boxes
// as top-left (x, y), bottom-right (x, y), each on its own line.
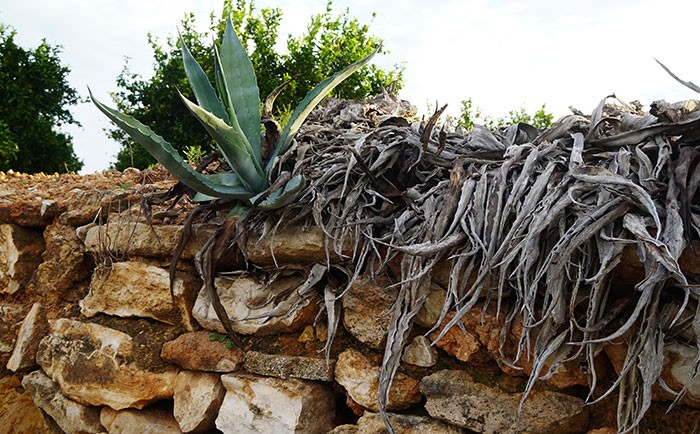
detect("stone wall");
top-left (1, 171), bottom-right (700, 434)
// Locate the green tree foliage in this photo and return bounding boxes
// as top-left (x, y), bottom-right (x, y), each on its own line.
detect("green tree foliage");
top-left (457, 97), bottom-right (554, 131)
top-left (110, 0), bottom-right (404, 170)
top-left (0, 24), bottom-right (83, 173)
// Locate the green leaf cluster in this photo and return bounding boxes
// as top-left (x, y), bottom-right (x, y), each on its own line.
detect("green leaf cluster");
top-left (456, 97), bottom-right (554, 131)
top-left (0, 24), bottom-right (83, 173)
top-left (110, 0), bottom-right (404, 170)
top-left (92, 16), bottom-right (375, 208)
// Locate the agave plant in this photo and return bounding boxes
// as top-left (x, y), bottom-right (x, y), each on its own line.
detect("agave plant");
top-left (90, 17), bottom-right (376, 211)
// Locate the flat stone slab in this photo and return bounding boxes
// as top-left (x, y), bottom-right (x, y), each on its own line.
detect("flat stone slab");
top-left (217, 373), bottom-right (335, 434)
top-left (244, 350), bottom-right (334, 381)
top-left (420, 370), bottom-right (588, 434)
top-left (37, 318), bottom-right (177, 410)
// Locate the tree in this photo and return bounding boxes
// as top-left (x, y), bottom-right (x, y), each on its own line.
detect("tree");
top-left (109, 0), bottom-right (404, 170)
top-left (456, 98), bottom-right (554, 131)
top-left (0, 24), bottom-right (83, 173)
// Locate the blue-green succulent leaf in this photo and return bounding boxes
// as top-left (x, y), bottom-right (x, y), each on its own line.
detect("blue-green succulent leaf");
top-left (179, 32), bottom-right (229, 123)
top-left (253, 174), bottom-right (306, 210)
top-left (191, 172), bottom-right (246, 202)
top-left (213, 43), bottom-right (236, 125)
top-left (267, 48), bottom-right (378, 172)
top-left (90, 89), bottom-right (252, 199)
top-left (220, 17), bottom-right (262, 163)
top-left (178, 91), bottom-right (267, 193)
top-left (213, 44), bottom-right (257, 167)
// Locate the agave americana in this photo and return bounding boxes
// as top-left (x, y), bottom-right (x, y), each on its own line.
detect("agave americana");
top-left (91, 17), bottom-right (376, 211)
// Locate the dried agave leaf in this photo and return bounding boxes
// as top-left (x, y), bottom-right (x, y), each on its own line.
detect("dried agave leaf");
top-left (229, 88), bottom-right (700, 434)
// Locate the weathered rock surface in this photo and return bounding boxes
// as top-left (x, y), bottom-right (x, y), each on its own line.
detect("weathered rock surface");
top-left (243, 350), bottom-right (334, 381)
top-left (31, 222), bottom-right (88, 298)
top-left (430, 312), bottom-right (485, 363)
top-left (0, 223), bottom-right (44, 294)
top-left (0, 375), bottom-right (59, 434)
top-left (432, 307), bottom-right (588, 388)
top-left (192, 274), bottom-right (319, 335)
top-left (36, 318), bottom-right (178, 410)
top-left (161, 331), bottom-right (244, 372)
top-left (420, 370), bottom-right (589, 434)
top-left (81, 261), bottom-right (199, 329)
top-left (330, 412), bottom-right (467, 433)
top-left (415, 284), bottom-right (447, 329)
top-left (402, 335), bottom-right (438, 368)
top-left (101, 405), bottom-right (181, 434)
top-left (0, 303), bottom-right (25, 353)
top-left (6, 302), bottom-right (48, 371)
top-left (173, 371), bottom-right (225, 433)
top-left (655, 342), bottom-right (700, 408)
top-left (246, 225), bottom-right (350, 265)
top-left (342, 276), bottom-right (397, 349)
top-left (0, 197), bottom-right (64, 227)
top-left (217, 373), bottom-right (335, 434)
top-left (81, 222), bottom-right (219, 261)
top-left (22, 370), bottom-right (104, 434)
top-left (335, 348), bottom-right (422, 412)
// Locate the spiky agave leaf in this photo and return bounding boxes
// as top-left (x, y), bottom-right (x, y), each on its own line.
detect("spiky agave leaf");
top-left (178, 91), bottom-right (267, 193)
top-left (252, 174), bottom-right (306, 210)
top-left (191, 172), bottom-right (247, 202)
top-left (90, 89), bottom-right (252, 199)
top-left (265, 48), bottom-right (379, 172)
top-left (179, 31), bottom-right (229, 123)
top-left (218, 17), bottom-right (262, 164)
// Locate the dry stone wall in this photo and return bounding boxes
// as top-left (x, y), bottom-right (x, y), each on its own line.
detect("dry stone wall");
top-left (1, 169), bottom-right (700, 433)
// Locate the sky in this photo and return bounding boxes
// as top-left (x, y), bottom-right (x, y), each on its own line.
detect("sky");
top-left (2, 0), bottom-right (699, 173)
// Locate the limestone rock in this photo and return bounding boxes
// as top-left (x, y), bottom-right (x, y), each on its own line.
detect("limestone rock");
top-left (192, 274), bottom-right (319, 335)
top-left (0, 375), bottom-right (59, 434)
top-left (657, 342), bottom-right (700, 408)
top-left (37, 318), bottom-right (178, 410)
top-left (0, 303), bottom-right (26, 353)
top-left (31, 222), bottom-right (88, 298)
top-left (0, 223), bottom-right (44, 294)
top-left (415, 284), bottom-right (447, 329)
top-left (82, 222), bottom-right (221, 261)
top-left (420, 370), bottom-right (588, 434)
top-left (217, 373), bottom-right (335, 434)
top-left (329, 412), bottom-right (467, 433)
top-left (0, 197), bottom-right (64, 227)
top-left (246, 225), bottom-right (349, 265)
top-left (7, 302), bottom-right (49, 371)
top-left (174, 371), bottom-right (224, 433)
top-left (58, 188), bottom-right (136, 226)
top-left (342, 276), bottom-right (397, 349)
top-left (22, 370), bottom-right (104, 434)
top-left (498, 315), bottom-right (589, 389)
top-left (101, 405), bottom-right (181, 434)
top-left (80, 261), bottom-right (199, 329)
top-left (430, 312), bottom-right (484, 363)
top-left (335, 348), bottom-right (422, 412)
top-left (402, 335), bottom-right (438, 368)
top-left (243, 350), bottom-right (334, 381)
top-left (432, 307), bottom-right (588, 388)
top-left (161, 331), bottom-right (244, 372)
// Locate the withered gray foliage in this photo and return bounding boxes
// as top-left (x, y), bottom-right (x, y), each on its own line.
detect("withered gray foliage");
top-left (240, 71), bottom-right (700, 433)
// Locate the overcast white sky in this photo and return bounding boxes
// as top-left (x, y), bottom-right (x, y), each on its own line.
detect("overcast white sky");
top-left (3, 0), bottom-right (699, 173)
